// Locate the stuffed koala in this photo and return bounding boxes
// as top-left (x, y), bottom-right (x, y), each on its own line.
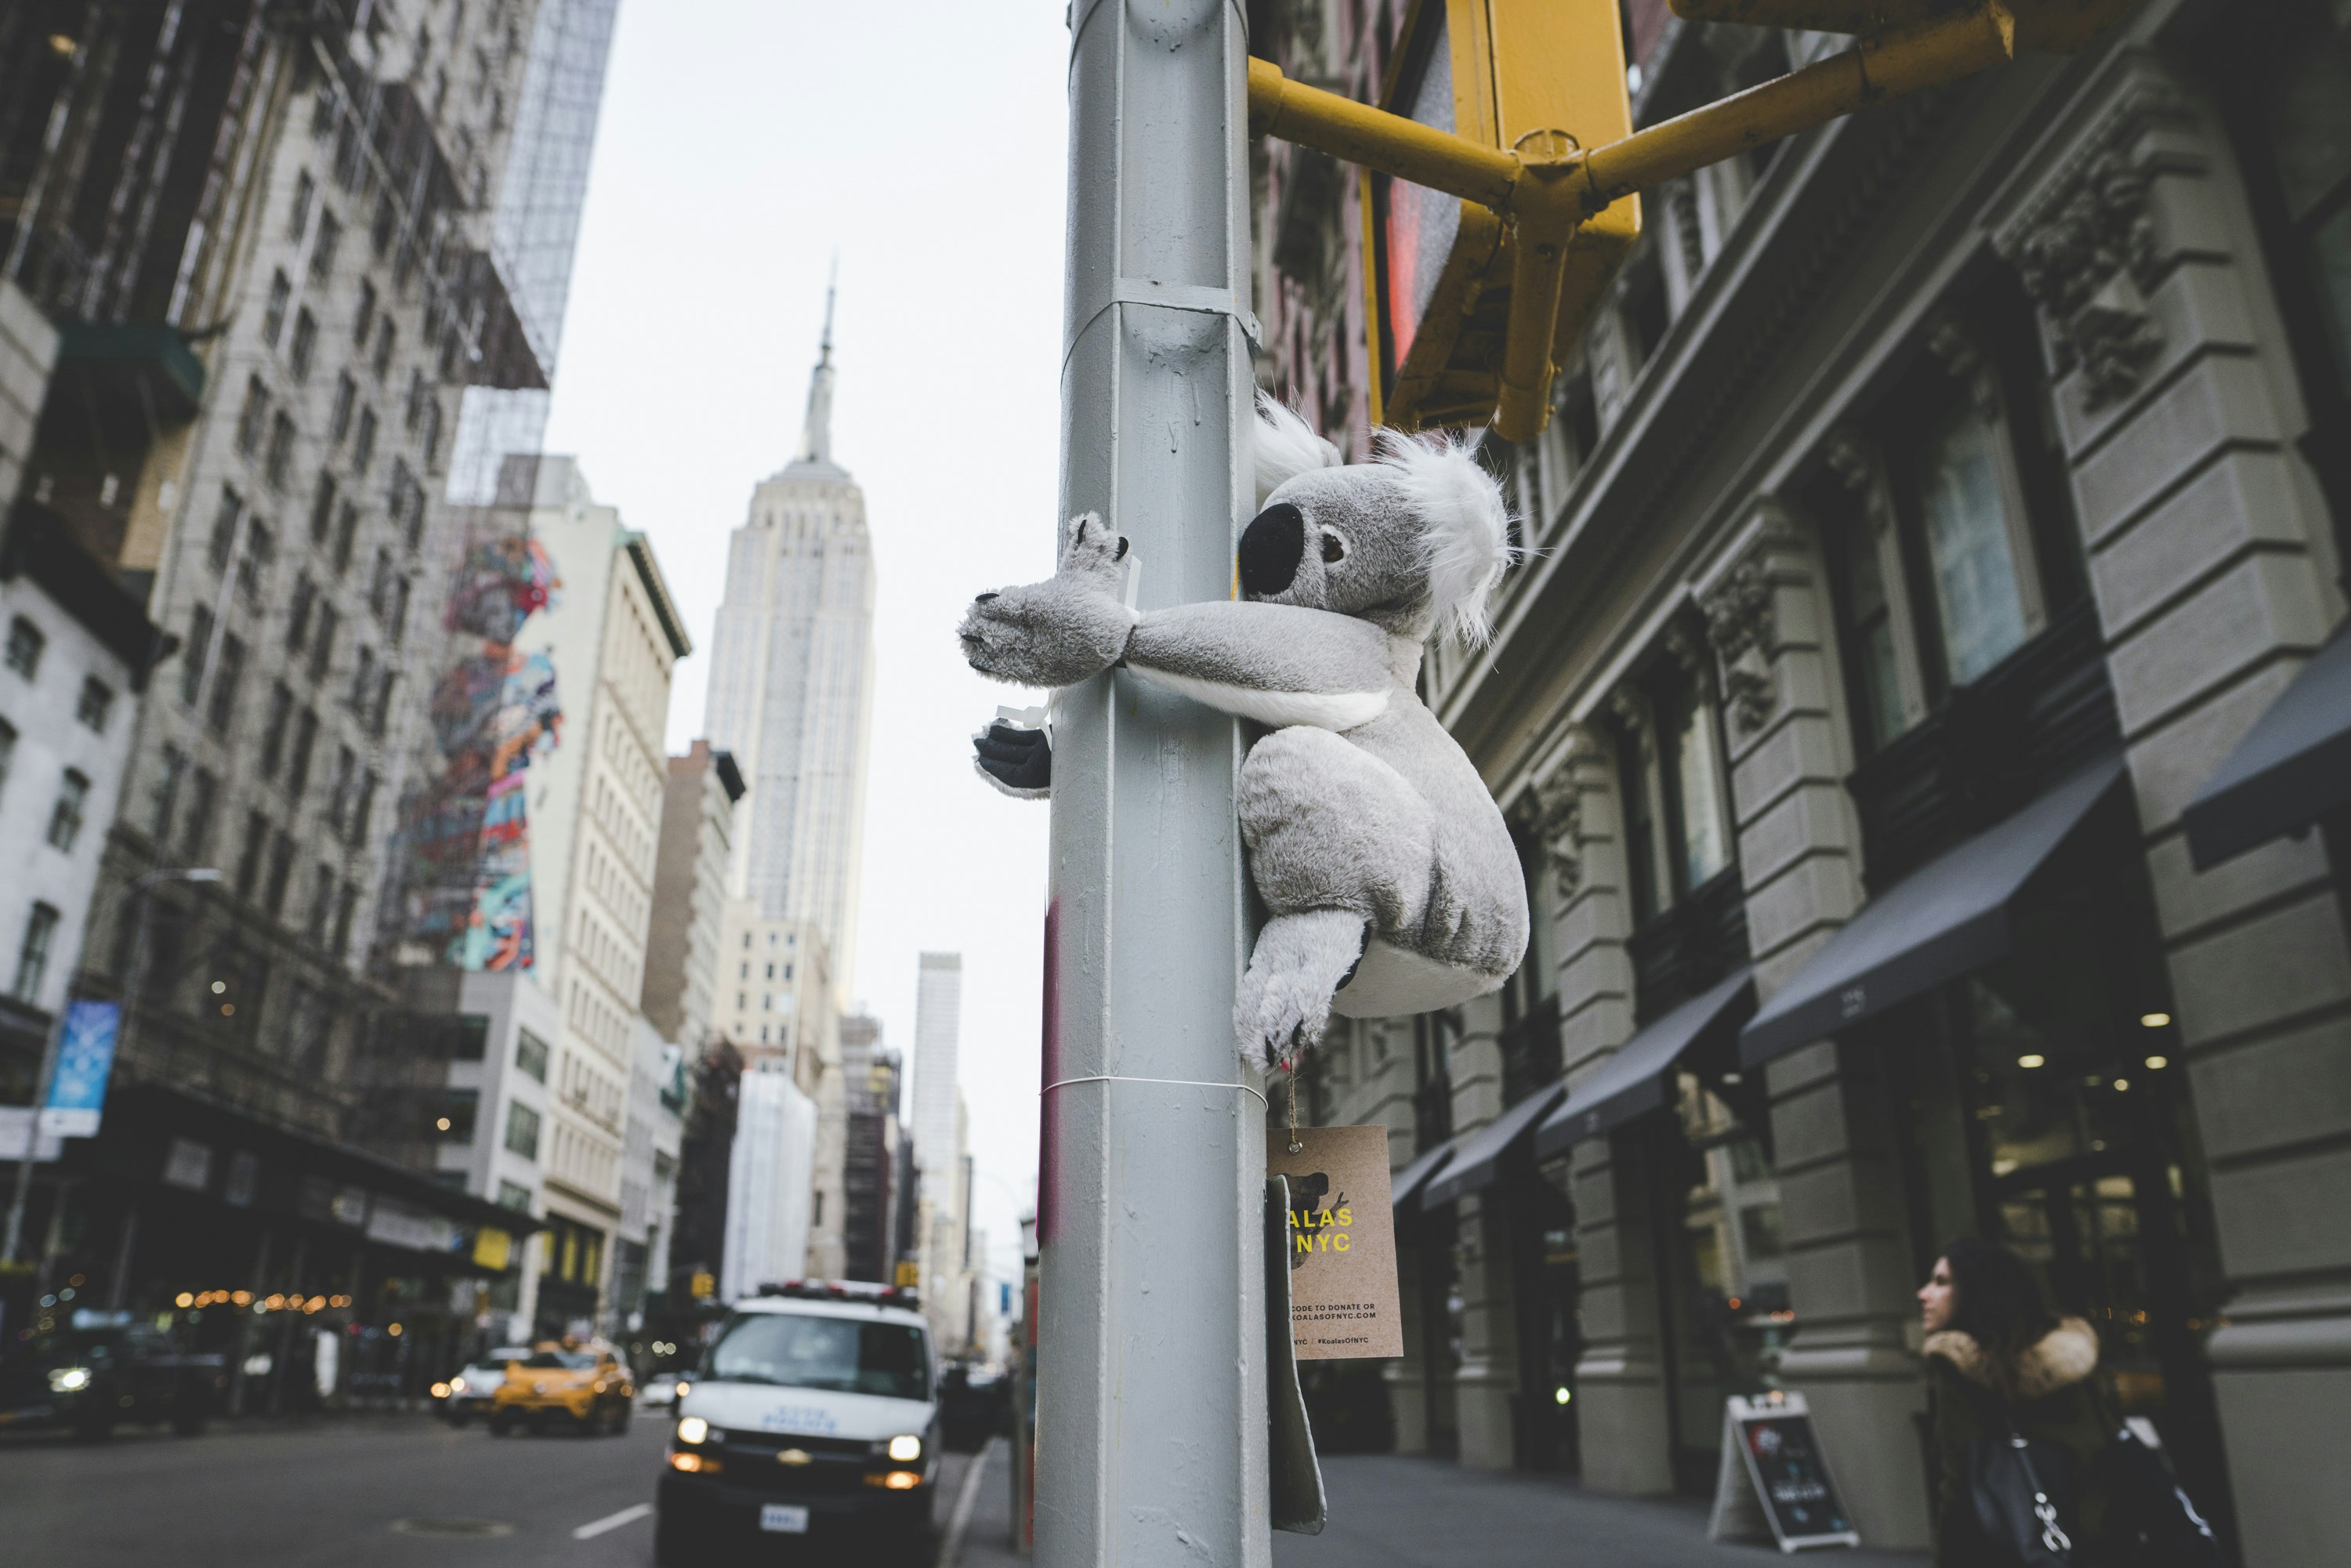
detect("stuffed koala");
top-left (960, 397), bottom-right (1530, 1067)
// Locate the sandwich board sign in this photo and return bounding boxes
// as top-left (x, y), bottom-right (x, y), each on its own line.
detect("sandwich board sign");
top-left (1707, 1391), bottom-right (1861, 1552)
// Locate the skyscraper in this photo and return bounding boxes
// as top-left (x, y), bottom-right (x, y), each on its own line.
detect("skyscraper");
top-left (705, 288), bottom-right (876, 999)
top-left (911, 953), bottom-right (963, 1207)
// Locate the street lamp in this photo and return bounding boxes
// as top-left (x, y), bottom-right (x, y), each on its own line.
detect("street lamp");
top-left (2, 866), bottom-right (223, 1268)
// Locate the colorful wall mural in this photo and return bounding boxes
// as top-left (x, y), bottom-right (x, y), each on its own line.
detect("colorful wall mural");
top-left (398, 531), bottom-right (563, 969)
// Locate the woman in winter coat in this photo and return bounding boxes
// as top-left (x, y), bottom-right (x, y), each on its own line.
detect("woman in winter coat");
top-left (1921, 1238), bottom-right (2114, 1566)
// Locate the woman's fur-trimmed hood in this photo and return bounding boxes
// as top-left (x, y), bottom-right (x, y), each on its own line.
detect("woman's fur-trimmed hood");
top-left (1925, 1316), bottom-right (2099, 1402)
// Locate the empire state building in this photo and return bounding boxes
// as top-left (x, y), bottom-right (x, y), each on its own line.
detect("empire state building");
top-left (705, 291), bottom-right (877, 998)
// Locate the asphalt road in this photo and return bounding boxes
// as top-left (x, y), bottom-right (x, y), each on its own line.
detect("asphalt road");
top-left (0, 1410), bottom-right (985, 1567)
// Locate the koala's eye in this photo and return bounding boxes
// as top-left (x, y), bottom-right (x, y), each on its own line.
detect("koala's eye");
top-left (1319, 530), bottom-right (1347, 565)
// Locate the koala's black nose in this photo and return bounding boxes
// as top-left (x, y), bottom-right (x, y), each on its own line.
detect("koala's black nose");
top-left (1237, 502), bottom-right (1305, 597)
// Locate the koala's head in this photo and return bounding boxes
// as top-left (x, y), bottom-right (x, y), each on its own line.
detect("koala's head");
top-left (1242, 395), bottom-right (1516, 646)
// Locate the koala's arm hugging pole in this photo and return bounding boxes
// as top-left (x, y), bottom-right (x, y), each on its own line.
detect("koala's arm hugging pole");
top-left (1124, 602), bottom-right (1396, 732)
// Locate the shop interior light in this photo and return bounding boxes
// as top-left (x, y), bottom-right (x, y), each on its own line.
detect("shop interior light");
top-left (2017, 1054), bottom-right (2047, 1069)
top-left (2145, 1055), bottom-right (2169, 1070)
top-left (1555, 1386), bottom-right (1571, 1406)
top-left (2140, 1012), bottom-right (2171, 1028)
top-left (2113, 1078), bottom-right (2131, 1092)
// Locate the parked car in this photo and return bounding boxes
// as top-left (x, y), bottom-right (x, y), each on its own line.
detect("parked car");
top-left (657, 1281), bottom-right (938, 1563)
top-left (487, 1345), bottom-right (634, 1436)
top-left (430, 1345), bottom-right (531, 1425)
top-left (0, 1315), bottom-right (226, 1439)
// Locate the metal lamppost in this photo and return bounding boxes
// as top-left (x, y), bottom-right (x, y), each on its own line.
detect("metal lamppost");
top-left (2, 866), bottom-right (223, 1269)
top-left (1038, 3), bottom-right (1266, 1563)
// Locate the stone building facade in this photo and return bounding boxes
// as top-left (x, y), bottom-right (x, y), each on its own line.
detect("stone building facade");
top-left (1259, 4), bottom-right (2351, 1564)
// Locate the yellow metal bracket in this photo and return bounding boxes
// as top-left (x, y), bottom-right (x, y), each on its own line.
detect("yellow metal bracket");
top-left (1249, 2), bottom-right (2039, 440)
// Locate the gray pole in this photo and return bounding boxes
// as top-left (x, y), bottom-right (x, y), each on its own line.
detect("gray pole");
top-left (1039, 2), bottom-right (1266, 1565)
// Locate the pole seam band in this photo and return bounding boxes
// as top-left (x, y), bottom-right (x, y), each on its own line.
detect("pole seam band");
top-left (1064, 277), bottom-right (1265, 371)
top-left (1042, 1074), bottom-right (1269, 1108)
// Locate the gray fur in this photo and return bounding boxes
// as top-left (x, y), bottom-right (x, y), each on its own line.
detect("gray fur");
top-left (958, 429), bottom-right (1529, 1066)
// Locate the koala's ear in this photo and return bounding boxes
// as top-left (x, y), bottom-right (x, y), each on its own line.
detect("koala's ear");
top-left (1252, 390), bottom-right (1342, 508)
top-left (1375, 429), bottom-right (1518, 647)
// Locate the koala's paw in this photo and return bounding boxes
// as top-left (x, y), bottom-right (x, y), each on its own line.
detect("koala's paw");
top-left (973, 720), bottom-right (1051, 798)
top-left (1235, 910), bottom-right (1369, 1070)
top-left (959, 513), bottom-right (1137, 688)
top-left (1056, 511), bottom-right (1128, 587)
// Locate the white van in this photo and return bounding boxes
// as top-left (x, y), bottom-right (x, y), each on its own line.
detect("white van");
top-left (656, 1282), bottom-right (938, 1561)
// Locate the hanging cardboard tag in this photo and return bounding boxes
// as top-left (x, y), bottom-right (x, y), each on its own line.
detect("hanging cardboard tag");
top-left (1266, 1125), bottom-right (1404, 1360)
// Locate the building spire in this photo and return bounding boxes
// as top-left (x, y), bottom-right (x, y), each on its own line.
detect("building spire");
top-left (798, 259), bottom-right (837, 465)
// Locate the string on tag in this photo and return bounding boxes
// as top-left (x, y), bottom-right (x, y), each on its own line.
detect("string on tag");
top-left (1283, 1048), bottom-right (1302, 1156)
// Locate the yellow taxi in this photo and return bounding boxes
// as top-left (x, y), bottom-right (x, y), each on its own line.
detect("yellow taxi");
top-left (487, 1344), bottom-right (634, 1436)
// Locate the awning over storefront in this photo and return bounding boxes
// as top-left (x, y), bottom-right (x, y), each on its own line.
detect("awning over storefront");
top-left (1422, 1080), bottom-right (1570, 1209)
top-left (1533, 968), bottom-right (1755, 1160)
top-left (1740, 755), bottom-right (2128, 1069)
top-left (2182, 621), bottom-right (2351, 870)
top-left (1389, 1138), bottom-right (1456, 1212)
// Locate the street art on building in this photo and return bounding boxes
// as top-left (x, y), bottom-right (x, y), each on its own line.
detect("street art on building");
top-left (397, 530), bottom-right (563, 969)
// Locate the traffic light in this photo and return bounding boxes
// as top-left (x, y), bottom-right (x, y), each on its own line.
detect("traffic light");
top-left (1364, 0), bottom-right (1639, 435)
top-left (1666, 0), bottom-right (2138, 53)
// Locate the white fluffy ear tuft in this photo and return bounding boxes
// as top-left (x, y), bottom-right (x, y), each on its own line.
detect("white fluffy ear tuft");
top-left (1252, 391), bottom-right (1343, 507)
top-left (1374, 429), bottom-right (1518, 646)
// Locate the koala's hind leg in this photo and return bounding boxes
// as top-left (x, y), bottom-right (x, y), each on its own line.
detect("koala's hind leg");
top-left (1234, 726), bottom-right (1434, 1066)
top-left (1236, 911), bottom-right (1368, 1071)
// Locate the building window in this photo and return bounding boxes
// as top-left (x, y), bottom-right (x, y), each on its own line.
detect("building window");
top-left (505, 1102), bottom-right (542, 1161)
top-left (263, 270), bottom-right (291, 347)
top-left (287, 709), bottom-right (318, 798)
top-left (74, 676), bottom-right (113, 733)
top-left (289, 308), bottom-right (318, 381)
top-left (331, 883), bottom-right (358, 956)
top-left (353, 277), bottom-right (377, 347)
top-left (285, 574), bottom-right (316, 651)
top-left (235, 376), bottom-right (270, 458)
top-left (234, 810), bottom-right (270, 898)
top-left (331, 503), bottom-right (359, 573)
top-left (45, 770), bottom-right (89, 852)
top-left (288, 171), bottom-right (314, 241)
top-left (309, 603), bottom-right (339, 684)
top-left (497, 1179), bottom-right (532, 1211)
top-left (206, 635), bottom-right (245, 735)
top-left (1819, 292), bottom-right (2085, 757)
top-left (454, 1013), bottom-right (491, 1061)
top-left (259, 683), bottom-right (292, 775)
top-left (1614, 652), bottom-right (1735, 929)
top-left (12, 903), bottom-right (59, 1003)
top-left (306, 865), bottom-right (335, 941)
top-left (181, 769), bottom-right (219, 860)
top-left (371, 318), bottom-right (396, 382)
top-left (263, 831), bottom-right (295, 917)
top-left (330, 373), bottom-right (356, 443)
top-left (5, 617), bottom-right (45, 679)
top-left (147, 744), bottom-right (184, 840)
top-left (238, 520), bottom-right (274, 599)
top-left (352, 406), bottom-right (377, 476)
top-left (310, 208), bottom-right (342, 281)
top-left (264, 413), bottom-right (295, 490)
top-left (439, 1090), bottom-right (479, 1142)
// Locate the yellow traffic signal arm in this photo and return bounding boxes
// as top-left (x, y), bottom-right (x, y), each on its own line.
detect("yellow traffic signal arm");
top-left (1248, 2), bottom-right (2019, 439)
top-left (1668, 0), bottom-right (2135, 55)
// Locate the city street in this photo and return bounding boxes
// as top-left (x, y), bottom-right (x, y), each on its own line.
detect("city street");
top-left (0, 1413), bottom-right (985, 1567)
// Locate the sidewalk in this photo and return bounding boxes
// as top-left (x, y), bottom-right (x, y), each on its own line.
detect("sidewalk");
top-left (1275, 1455), bottom-right (1926, 1568)
top-left (944, 1450), bottom-right (1929, 1566)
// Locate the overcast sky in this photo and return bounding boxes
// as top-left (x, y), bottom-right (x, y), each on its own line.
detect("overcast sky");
top-left (543, 1), bottom-right (1071, 1296)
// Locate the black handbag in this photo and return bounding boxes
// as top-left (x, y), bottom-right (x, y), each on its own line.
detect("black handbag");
top-left (1967, 1429), bottom-right (2081, 1567)
top-left (2099, 1425), bottom-right (2224, 1568)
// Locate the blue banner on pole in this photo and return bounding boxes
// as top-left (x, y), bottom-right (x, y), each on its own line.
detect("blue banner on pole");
top-left (42, 1000), bottom-right (121, 1138)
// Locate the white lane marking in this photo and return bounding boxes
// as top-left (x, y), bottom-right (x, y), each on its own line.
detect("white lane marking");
top-left (936, 1437), bottom-right (998, 1568)
top-left (571, 1502), bottom-right (653, 1540)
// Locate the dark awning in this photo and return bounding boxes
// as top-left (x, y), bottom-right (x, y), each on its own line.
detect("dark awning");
top-left (1390, 1138), bottom-right (1455, 1212)
top-left (2183, 621), bottom-right (2351, 870)
top-left (1534, 968), bottom-right (1755, 1160)
top-left (1422, 1080), bottom-right (1570, 1209)
top-left (1741, 755), bottom-right (2128, 1069)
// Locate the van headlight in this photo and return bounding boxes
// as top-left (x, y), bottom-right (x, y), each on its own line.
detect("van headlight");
top-left (676, 1415), bottom-right (711, 1444)
top-left (449, 1376), bottom-right (467, 1393)
top-left (886, 1434), bottom-right (922, 1462)
top-left (48, 1367), bottom-right (92, 1393)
